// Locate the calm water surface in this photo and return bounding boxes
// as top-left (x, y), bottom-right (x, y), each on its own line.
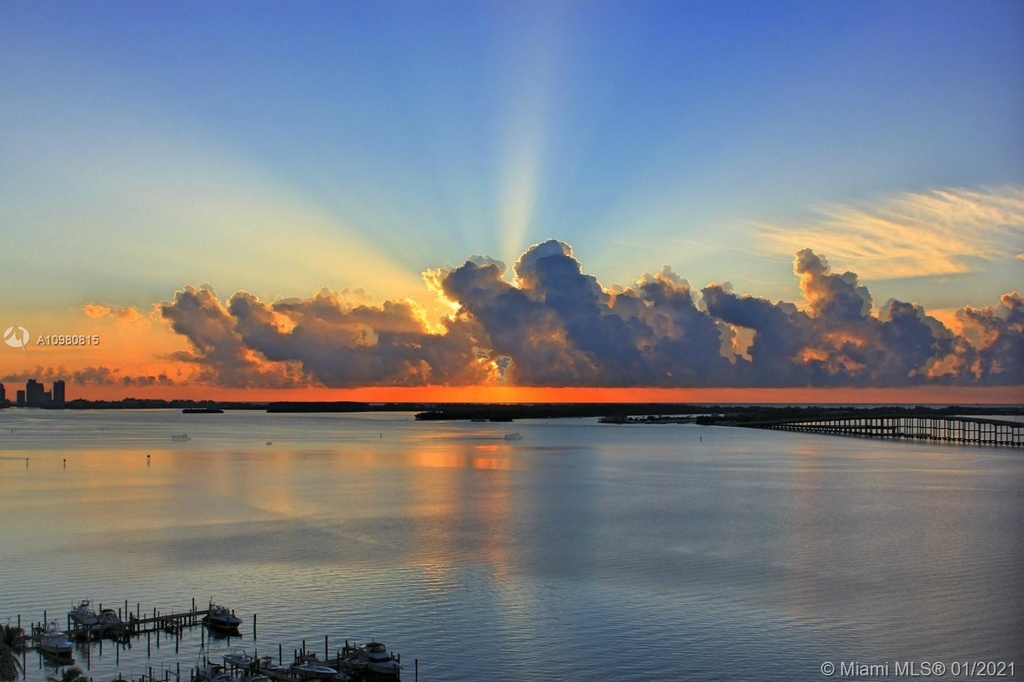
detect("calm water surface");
top-left (1, 410), bottom-right (1021, 681)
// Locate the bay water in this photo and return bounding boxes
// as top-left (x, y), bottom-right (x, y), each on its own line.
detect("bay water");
top-left (1, 410), bottom-right (1020, 681)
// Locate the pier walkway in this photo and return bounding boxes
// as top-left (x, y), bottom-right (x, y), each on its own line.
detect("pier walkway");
top-left (741, 414), bottom-right (1023, 447)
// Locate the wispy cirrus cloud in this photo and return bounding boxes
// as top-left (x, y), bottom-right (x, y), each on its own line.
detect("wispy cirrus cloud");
top-left (754, 186), bottom-right (1024, 280)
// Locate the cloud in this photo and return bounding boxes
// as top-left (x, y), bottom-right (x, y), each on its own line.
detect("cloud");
top-left (160, 285), bottom-right (490, 389)
top-left (952, 292), bottom-right (1024, 384)
top-left (72, 366), bottom-right (175, 387)
top-left (2, 365), bottom-right (174, 387)
top-left (150, 241), bottom-right (1022, 390)
top-left (754, 186), bottom-right (1024, 279)
top-left (160, 285), bottom-right (306, 388)
top-left (81, 304), bottom-right (149, 325)
top-left (2, 365), bottom-right (69, 383)
top-left (440, 240), bottom-right (735, 386)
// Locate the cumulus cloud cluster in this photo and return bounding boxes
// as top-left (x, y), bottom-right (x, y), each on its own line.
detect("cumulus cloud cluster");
top-left (1, 365), bottom-right (174, 387)
top-left (157, 241), bottom-right (1023, 389)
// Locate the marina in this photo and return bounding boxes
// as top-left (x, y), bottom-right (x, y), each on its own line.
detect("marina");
top-left (5, 599), bottom-right (409, 682)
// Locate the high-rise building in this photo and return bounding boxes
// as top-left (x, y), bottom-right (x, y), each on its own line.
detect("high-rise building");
top-left (26, 379), bottom-right (46, 407)
top-left (52, 380), bottom-right (66, 406)
top-left (0, 382), bottom-right (5, 405)
top-left (16, 390), bottom-right (25, 406)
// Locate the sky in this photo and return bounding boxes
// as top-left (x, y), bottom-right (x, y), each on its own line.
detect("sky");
top-left (1, 1), bottom-right (1022, 403)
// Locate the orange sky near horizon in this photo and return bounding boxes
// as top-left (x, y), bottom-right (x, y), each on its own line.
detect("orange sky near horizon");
top-left (4, 382), bottom-right (1019, 406)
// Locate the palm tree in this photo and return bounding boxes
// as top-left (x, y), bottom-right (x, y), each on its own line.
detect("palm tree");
top-left (47, 666), bottom-right (87, 682)
top-left (0, 642), bottom-right (22, 681)
top-left (0, 625), bottom-right (25, 681)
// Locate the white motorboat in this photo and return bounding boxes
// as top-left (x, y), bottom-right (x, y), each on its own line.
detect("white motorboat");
top-left (223, 648), bottom-right (257, 671)
top-left (195, 663), bottom-right (233, 682)
top-left (37, 620), bottom-right (74, 658)
top-left (68, 600), bottom-right (99, 629)
top-left (504, 432), bottom-right (523, 441)
top-left (291, 654), bottom-right (337, 679)
top-left (341, 646), bottom-right (367, 672)
top-left (259, 656), bottom-right (291, 675)
top-left (364, 642), bottom-right (400, 677)
top-left (202, 604), bottom-right (242, 631)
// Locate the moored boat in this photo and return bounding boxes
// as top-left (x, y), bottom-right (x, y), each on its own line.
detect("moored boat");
top-left (98, 608), bottom-right (129, 641)
top-left (259, 656), bottom-right (291, 675)
top-left (364, 641), bottom-right (400, 677)
top-left (504, 432), bottom-right (523, 441)
top-left (290, 654), bottom-right (337, 679)
top-left (223, 648), bottom-right (257, 672)
top-left (37, 620), bottom-right (74, 658)
top-left (195, 662), bottom-right (233, 682)
top-left (68, 600), bottom-right (99, 629)
top-left (202, 604), bottom-right (242, 632)
top-left (98, 608), bottom-right (122, 628)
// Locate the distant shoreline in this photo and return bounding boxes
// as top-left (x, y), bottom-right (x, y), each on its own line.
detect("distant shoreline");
top-left (1, 399), bottom-right (1020, 422)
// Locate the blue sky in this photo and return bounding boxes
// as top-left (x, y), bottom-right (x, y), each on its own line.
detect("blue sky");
top-left (1, 1), bottom-right (1022, 397)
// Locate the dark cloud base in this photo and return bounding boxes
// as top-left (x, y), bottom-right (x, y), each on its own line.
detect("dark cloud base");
top-left (158, 241), bottom-right (1021, 390)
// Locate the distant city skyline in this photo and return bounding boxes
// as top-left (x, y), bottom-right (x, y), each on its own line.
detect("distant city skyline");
top-left (0, 378), bottom-right (66, 407)
top-left (1, 1), bottom-right (1021, 403)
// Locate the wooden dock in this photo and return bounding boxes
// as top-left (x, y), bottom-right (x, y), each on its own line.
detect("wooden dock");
top-left (65, 600), bottom-right (215, 641)
top-left (11, 601), bottom-right (411, 682)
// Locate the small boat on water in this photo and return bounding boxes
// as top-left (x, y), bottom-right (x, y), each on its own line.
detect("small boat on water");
top-left (68, 602), bottom-right (98, 626)
top-left (195, 663), bottom-right (233, 682)
top-left (223, 648), bottom-right (257, 672)
top-left (37, 620), bottom-right (74, 658)
top-left (202, 604), bottom-right (242, 632)
top-left (364, 642), bottom-right (400, 677)
top-left (98, 608), bottom-right (128, 641)
top-left (99, 608), bottom-right (121, 629)
top-left (259, 656), bottom-right (291, 675)
top-left (504, 432), bottom-right (523, 441)
top-left (68, 598), bottom-right (100, 634)
top-left (171, 434), bottom-right (191, 441)
top-left (291, 654), bottom-right (337, 679)
top-left (341, 646), bottom-right (367, 673)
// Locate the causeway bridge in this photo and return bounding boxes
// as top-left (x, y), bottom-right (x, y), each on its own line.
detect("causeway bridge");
top-left (742, 414), bottom-right (1023, 447)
